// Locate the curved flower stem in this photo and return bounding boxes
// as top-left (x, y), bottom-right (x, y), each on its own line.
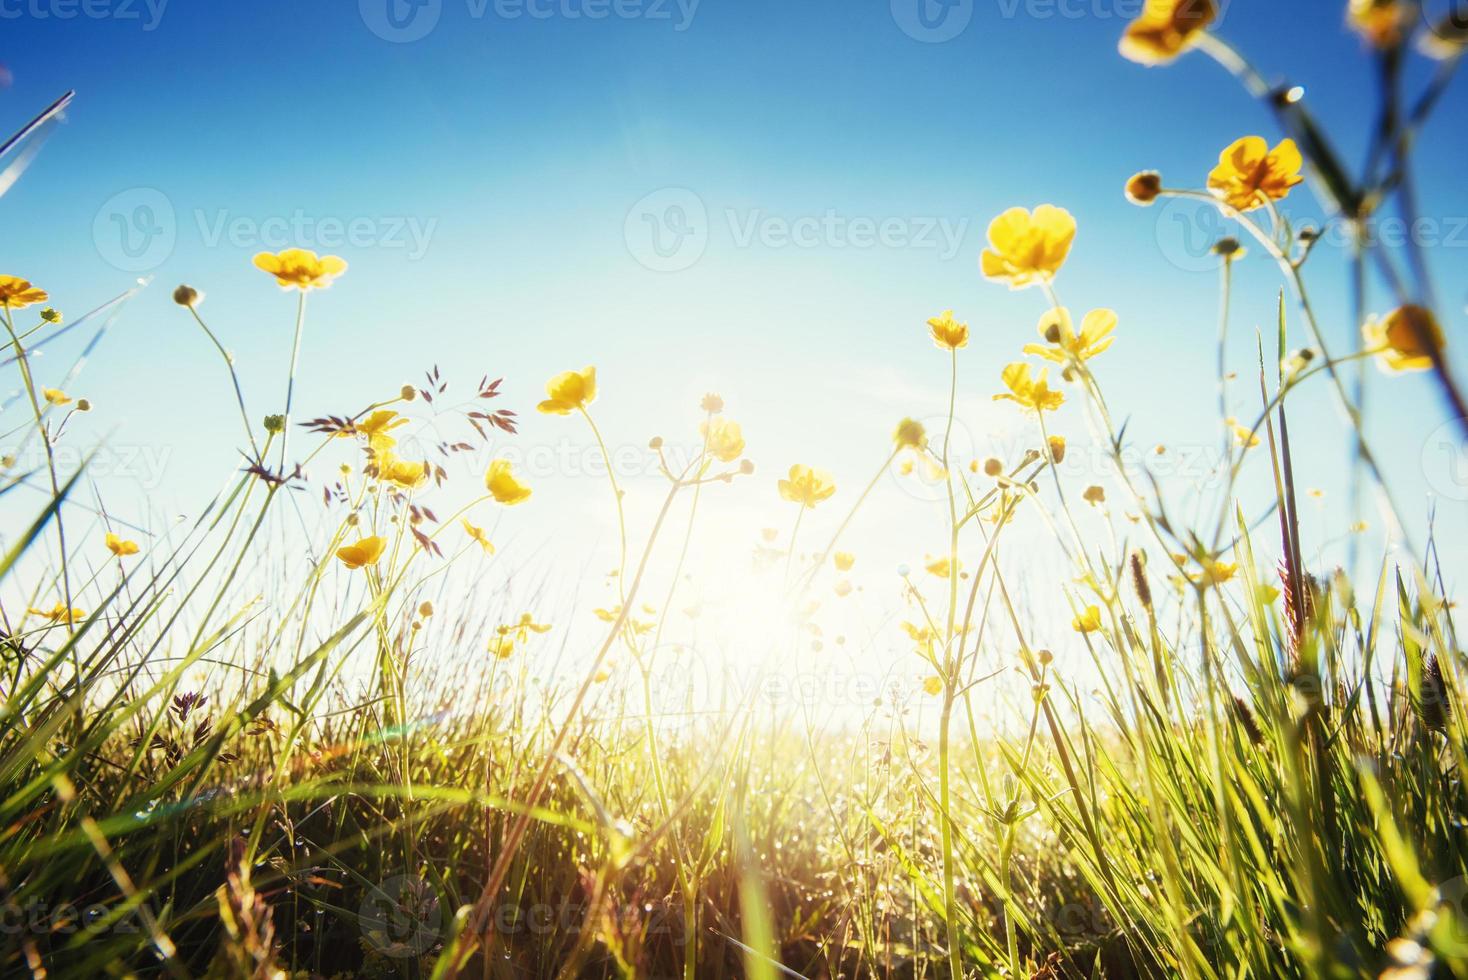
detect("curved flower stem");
top-left (1217, 253), bottom-right (1236, 458)
top-left (798, 448), bottom-right (900, 595)
top-left (185, 303), bottom-right (260, 461)
top-left (580, 406), bottom-right (628, 598)
top-left (278, 290), bottom-right (308, 470)
top-left (1, 305), bottom-right (73, 633)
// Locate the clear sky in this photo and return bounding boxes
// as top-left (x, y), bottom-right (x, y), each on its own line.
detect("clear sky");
top-left (3, 2), bottom-right (1467, 702)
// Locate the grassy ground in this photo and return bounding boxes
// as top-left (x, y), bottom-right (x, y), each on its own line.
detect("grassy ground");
top-left (4, 4), bottom-right (1468, 978)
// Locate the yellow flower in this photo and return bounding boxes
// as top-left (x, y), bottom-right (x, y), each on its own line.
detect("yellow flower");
top-left (778, 464), bottom-right (836, 509)
top-left (462, 519), bottom-right (495, 554)
top-left (980, 205), bottom-right (1076, 289)
top-left (923, 675), bottom-right (945, 696)
top-left (834, 552), bottom-right (855, 572)
top-left (927, 310), bottom-right (970, 351)
top-left (1189, 558), bottom-right (1238, 587)
top-left (924, 555), bottom-right (959, 579)
top-left (1025, 308), bottom-right (1116, 365)
top-left (1047, 435), bottom-right (1066, 464)
top-left (489, 634), bottom-right (516, 659)
top-left (43, 388), bottom-right (71, 406)
top-left (1125, 171), bottom-right (1163, 205)
top-left (834, 579), bottom-right (853, 597)
top-left (1119, 0), bottom-right (1215, 65)
top-left (993, 362), bottom-right (1065, 413)
top-left (252, 248), bottom-right (347, 290)
top-left (700, 416), bottom-right (745, 462)
top-left (485, 458), bottom-right (532, 505)
top-left (347, 409), bottom-right (408, 446)
top-left (1207, 137), bottom-right (1305, 212)
top-left (0, 275), bottom-right (49, 309)
top-left (376, 452), bottom-right (430, 490)
top-left (1225, 417), bottom-right (1260, 449)
top-left (893, 418), bottom-right (927, 451)
top-left (1082, 485), bottom-right (1106, 505)
top-left (105, 532), bottom-right (140, 557)
top-left (508, 613), bottom-right (552, 642)
top-left (537, 366), bottom-right (597, 415)
top-left (1347, 0), bottom-right (1411, 48)
top-left (29, 602), bottom-right (86, 624)
top-left (1072, 605), bottom-right (1103, 633)
top-left (902, 621), bottom-right (938, 646)
top-left (337, 535), bottom-right (386, 569)
top-left (1362, 304), bottom-right (1445, 374)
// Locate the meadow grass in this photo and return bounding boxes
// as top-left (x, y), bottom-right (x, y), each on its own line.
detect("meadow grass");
top-left (3, 4), bottom-right (1468, 978)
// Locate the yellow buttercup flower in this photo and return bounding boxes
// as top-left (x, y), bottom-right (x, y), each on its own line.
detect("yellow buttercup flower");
top-left (923, 676), bottom-right (945, 696)
top-left (29, 602), bottom-right (86, 624)
top-left (924, 555), bottom-right (959, 579)
top-left (1347, 0), bottom-right (1411, 48)
top-left (347, 409), bottom-right (408, 446)
top-left (42, 388), bottom-right (72, 407)
top-left (993, 362), bottom-right (1065, 413)
top-left (700, 416), bottom-right (745, 462)
top-left (1189, 558), bottom-right (1238, 587)
top-left (485, 458), bottom-right (532, 505)
top-left (1119, 0), bottom-right (1215, 65)
top-left (778, 464), bottom-right (836, 509)
top-left (462, 519), bottom-right (496, 554)
top-left (1362, 304), bottom-right (1445, 374)
top-left (1225, 417), bottom-right (1260, 449)
top-left (376, 452), bottom-right (430, 490)
top-left (927, 310), bottom-right (970, 351)
top-left (1025, 308), bottom-right (1117, 365)
top-left (105, 532), bottom-right (140, 557)
top-left (834, 552), bottom-right (855, 572)
top-left (489, 634), bottom-right (516, 660)
top-left (1072, 605), bottom-right (1103, 633)
top-left (537, 366), bottom-right (597, 415)
top-left (1207, 137), bottom-right (1305, 212)
top-left (980, 205), bottom-right (1077, 290)
top-left (336, 535), bottom-right (386, 569)
top-left (1125, 171), bottom-right (1163, 205)
top-left (893, 418), bottom-right (927, 451)
top-left (252, 248), bottom-right (347, 290)
top-left (0, 275), bottom-right (49, 309)
top-left (507, 613), bottom-right (552, 642)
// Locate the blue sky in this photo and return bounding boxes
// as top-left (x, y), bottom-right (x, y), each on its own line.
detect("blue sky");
top-left (3, 2), bottom-right (1467, 664)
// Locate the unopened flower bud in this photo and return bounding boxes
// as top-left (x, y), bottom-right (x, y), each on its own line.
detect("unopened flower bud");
top-left (1125, 171), bottom-right (1162, 206)
top-left (983, 458), bottom-right (1003, 477)
top-left (173, 285), bottom-right (201, 307)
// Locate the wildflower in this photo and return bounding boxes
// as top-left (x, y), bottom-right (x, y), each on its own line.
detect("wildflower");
top-left (778, 464), bottom-right (836, 509)
top-left (902, 621), bottom-right (938, 646)
top-left (462, 519), bottom-right (495, 554)
top-left (349, 409), bottom-right (408, 445)
top-left (485, 458), bottom-right (532, 505)
top-left (252, 248), bottom-right (348, 290)
top-left (761, 527), bottom-right (779, 543)
top-left (1347, 0), bottom-right (1412, 48)
top-left (700, 416), bottom-right (745, 462)
top-left (400, 384), bottom-right (417, 401)
top-left (1225, 417), bottom-right (1260, 449)
top-left (993, 362), bottom-right (1065, 413)
top-left (1047, 435), bottom-right (1066, 464)
top-left (1212, 237), bottom-right (1246, 259)
top-left (508, 613), bottom-right (551, 642)
top-left (924, 555), bottom-right (959, 579)
top-left (336, 535), bottom-right (386, 569)
top-left (980, 206), bottom-right (1077, 289)
top-left (76, 399), bottom-right (91, 412)
top-left (42, 388), bottom-right (71, 407)
top-left (701, 392), bottom-right (725, 413)
top-left (29, 602), bottom-right (86, 624)
top-left (0, 275), bottom-right (48, 309)
top-left (105, 532), bottom-right (140, 557)
top-left (419, 601), bottom-right (434, 618)
top-left (172, 285), bottom-right (201, 307)
top-left (927, 310), bottom-right (970, 350)
top-left (1082, 485), bottom-right (1106, 505)
top-left (923, 676), bottom-right (944, 696)
top-left (1025, 308), bottom-right (1116, 365)
top-left (1125, 171), bottom-right (1163, 205)
top-left (1362, 304), bottom-right (1444, 373)
top-left (1189, 557), bottom-right (1238, 587)
top-left (1207, 137), bottom-right (1305, 212)
top-left (264, 415), bottom-right (286, 434)
top-left (489, 634), bottom-right (516, 659)
top-left (376, 452), bottom-right (430, 490)
top-left (1072, 605), bottom-right (1103, 633)
top-left (536, 366), bottom-right (597, 415)
top-left (893, 417), bottom-right (927, 451)
top-left (983, 458), bottom-right (1003, 477)
top-left (40, 308), bottom-right (61, 323)
top-left (1119, 0), bottom-right (1215, 65)
top-left (834, 579), bottom-right (853, 597)
top-left (834, 552), bottom-right (855, 571)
